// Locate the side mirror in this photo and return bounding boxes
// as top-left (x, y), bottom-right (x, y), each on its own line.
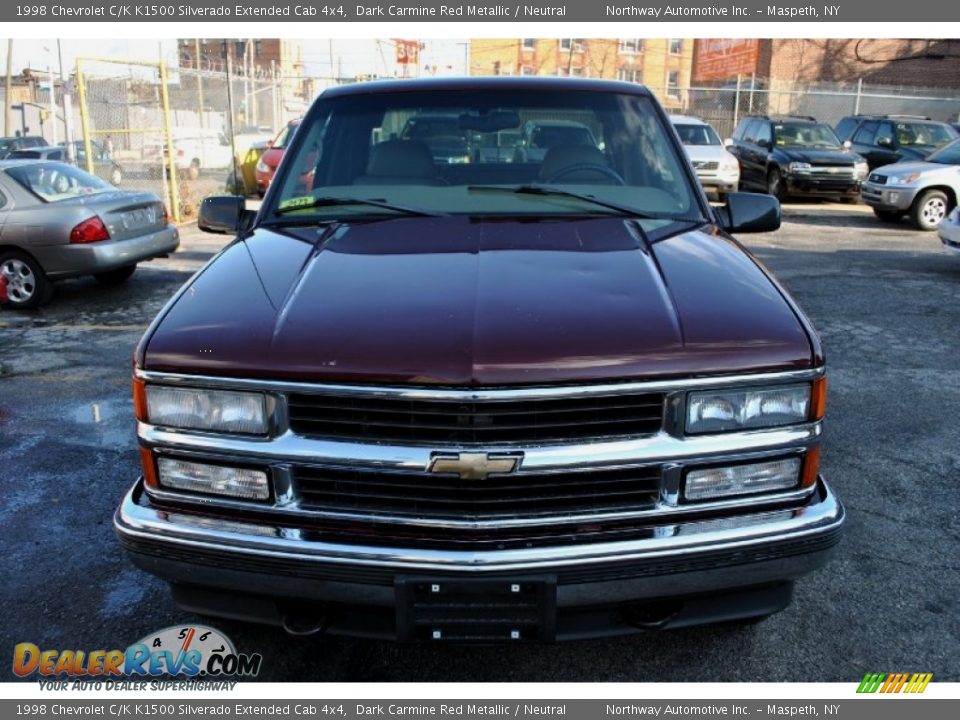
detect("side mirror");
top-left (198, 195), bottom-right (248, 234)
top-left (877, 137), bottom-right (893, 148)
top-left (723, 138), bottom-right (734, 148)
top-left (757, 139), bottom-right (771, 150)
top-left (718, 192), bottom-right (781, 234)
top-left (266, 139), bottom-right (274, 148)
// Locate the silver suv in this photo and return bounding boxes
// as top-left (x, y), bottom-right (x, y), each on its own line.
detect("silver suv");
top-left (861, 138), bottom-right (960, 230)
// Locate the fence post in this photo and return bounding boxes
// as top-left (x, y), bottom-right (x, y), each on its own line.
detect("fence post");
top-left (75, 59), bottom-right (95, 175)
top-left (733, 74), bottom-right (742, 129)
top-left (854, 78), bottom-right (862, 115)
top-left (271, 60), bottom-right (278, 130)
top-left (195, 39), bottom-right (204, 130)
top-left (158, 60), bottom-right (181, 224)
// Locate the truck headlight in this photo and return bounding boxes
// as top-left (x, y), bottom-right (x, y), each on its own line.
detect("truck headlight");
top-left (144, 386), bottom-right (268, 435)
top-left (788, 162), bottom-right (811, 174)
top-left (156, 457), bottom-right (270, 500)
top-left (684, 456), bottom-right (802, 501)
top-left (721, 153), bottom-right (740, 172)
top-left (854, 161), bottom-right (869, 179)
top-left (686, 383), bottom-right (821, 434)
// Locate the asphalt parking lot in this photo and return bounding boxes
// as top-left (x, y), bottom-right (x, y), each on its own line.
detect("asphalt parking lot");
top-left (2, 201), bottom-right (958, 682)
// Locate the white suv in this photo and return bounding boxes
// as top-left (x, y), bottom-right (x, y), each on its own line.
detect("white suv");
top-left (670, 115), bottom-right (740, 201)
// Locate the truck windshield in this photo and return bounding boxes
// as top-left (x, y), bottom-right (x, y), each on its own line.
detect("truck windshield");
top-left (773, 123), bottom-right (842, 148)
top-left (268, 87), bottom-right (703, 223)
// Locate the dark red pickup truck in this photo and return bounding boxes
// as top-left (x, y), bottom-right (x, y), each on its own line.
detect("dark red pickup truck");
top-left (116, 77), bottom-right (843, 642)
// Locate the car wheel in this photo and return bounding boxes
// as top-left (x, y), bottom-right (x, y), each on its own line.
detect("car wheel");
top-left (873, 208), bottom-right (903, 223)
top-left (767, 168), bottom-right (786, 201)
top-left (910, 189), bottom-right (950, 231)
top-left (110, 167), bottom-right (123, 186)
top-left (187, 160), bottom-right (200, 180)
top-left (94, 264), bottom-right (137, 286)
top-left (0, 251), bottom-right (53, 309)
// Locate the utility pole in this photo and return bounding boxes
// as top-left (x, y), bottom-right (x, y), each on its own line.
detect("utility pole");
top-left (195, 38), bottom-right (204, 129)
top-left (5, 40), bottom-right (12, 137)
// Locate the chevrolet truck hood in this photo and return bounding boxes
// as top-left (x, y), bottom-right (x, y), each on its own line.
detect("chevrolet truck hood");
top-left (142, 216), bottom-right (813, 384)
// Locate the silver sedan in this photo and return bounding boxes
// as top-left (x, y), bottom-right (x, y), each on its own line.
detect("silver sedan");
top-left (0, 160), bottom-right (179, 308)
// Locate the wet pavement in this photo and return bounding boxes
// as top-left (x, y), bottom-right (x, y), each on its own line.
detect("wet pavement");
top-left (2, 201), bottom-right (958, 682)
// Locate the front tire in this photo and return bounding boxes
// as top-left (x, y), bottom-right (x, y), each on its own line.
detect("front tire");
top-left (767, 168), bottom-right (787, 201)
top-left (0, 251), bottom-right (53, 309)
top-left (910, 189), bottom-right (950, 231)
top-left (94, 264), bottom-right (137, 286)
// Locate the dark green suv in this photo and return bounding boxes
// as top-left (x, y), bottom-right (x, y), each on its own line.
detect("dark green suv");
top-left (835, 115), bottom-right (958, 171)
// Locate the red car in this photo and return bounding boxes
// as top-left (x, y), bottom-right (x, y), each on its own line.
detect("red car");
top-left (0, 273), bottom-right (8, 304)
top-left (254, 118), bottom-right (301, 197)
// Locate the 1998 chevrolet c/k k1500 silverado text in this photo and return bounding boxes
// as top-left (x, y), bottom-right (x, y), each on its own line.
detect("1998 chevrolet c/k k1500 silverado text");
top-left (115, 77), bottom-right (843, 642)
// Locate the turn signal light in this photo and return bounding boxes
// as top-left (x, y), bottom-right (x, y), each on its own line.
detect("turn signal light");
top-left (810, 377), bottom-right (827, 421)
top-left (801, 446), bottom-right (821, 489)
top-left (70, 216), bottom-right (110, 244)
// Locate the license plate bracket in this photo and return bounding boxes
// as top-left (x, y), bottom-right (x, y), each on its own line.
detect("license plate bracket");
top-left (396, 576), bottom-right (556, 643)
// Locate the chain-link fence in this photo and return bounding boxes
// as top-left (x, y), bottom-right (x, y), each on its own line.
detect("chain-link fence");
top-left (657, 76), bottom-right (960, 140)
top-left (70, 58), bottom-right (308, 221)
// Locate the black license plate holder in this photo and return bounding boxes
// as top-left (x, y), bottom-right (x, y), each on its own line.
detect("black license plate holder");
top-left (396, 576), bottom-right (556, 643)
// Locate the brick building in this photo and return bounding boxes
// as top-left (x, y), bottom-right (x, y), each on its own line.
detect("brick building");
top-left (469, 38), bottom-right (694, 110)
top-left (694, 39), bottom-right (960, 89)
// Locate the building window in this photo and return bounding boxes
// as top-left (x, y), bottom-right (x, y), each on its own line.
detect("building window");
top-left (619, 39), bottom-right (644, 54)
top-left (560, 38), bottom-right (584, 52)
top-left (668, 39), bottom-right (684, 55)
top-left (618, 68), bottom-right (641, 83)
top-left (522, 39), bottom-right (536, 50)
top-left (254, 40), bottom-right (263, 58)
top-left (666, 70), bottom-right (681, 99)
top-left (521, 65), bottom-right (536, 76)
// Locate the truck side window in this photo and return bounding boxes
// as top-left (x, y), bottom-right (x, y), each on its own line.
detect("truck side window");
top-left (853, 121), bottom-right (878, 145)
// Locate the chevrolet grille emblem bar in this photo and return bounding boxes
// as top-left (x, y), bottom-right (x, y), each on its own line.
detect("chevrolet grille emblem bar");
top-left (427, 452), bottom-right (523, 480)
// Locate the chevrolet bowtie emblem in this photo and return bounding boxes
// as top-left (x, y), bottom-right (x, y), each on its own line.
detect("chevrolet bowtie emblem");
top-left (428, 452), bottom-right (523, 480)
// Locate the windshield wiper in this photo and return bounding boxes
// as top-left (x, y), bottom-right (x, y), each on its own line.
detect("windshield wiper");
top-left (467, 184), bottom-right (697, 222)
top-left (273, 196), bottom-right (445, 218)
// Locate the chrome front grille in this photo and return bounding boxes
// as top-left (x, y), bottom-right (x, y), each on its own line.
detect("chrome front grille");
top-left (287, 391), bottom-right (665, 445)
top-left (693, 160), bottom-right (719, 171)
top-left (293, 464), bottom-right (663, 519)
top-left (809, 166), bottom-right (855, 177)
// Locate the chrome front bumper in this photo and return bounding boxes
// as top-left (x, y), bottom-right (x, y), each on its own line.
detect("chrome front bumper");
top-left (116, 475), bottom-right (843, 608)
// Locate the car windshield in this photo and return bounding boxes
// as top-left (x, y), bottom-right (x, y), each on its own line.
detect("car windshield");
top-left (773, 123), bottom-right (841, 148)
top-left (925, 138), bottom-right (960, 165)
top-left (274, 122), bottom-right (298, 149)
top-left (674, 123), bottom-right (721, 146)
top-left (269, 87), bottom-right (702, 224)
top-left (894, 122), bottom-right (957, 148)
top-left (6, 162), bottom-right (113, 201)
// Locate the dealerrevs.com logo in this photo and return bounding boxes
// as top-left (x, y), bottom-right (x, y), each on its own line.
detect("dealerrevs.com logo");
top-left (13, 625), bottom-right (262, 684)
top-left (856, 672), bottom-right (933, 694)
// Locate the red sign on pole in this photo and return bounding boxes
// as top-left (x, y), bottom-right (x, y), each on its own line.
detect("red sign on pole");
top-left (395, 40), bottom-right (420, 65)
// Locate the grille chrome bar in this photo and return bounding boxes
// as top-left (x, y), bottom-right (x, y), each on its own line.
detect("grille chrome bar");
top-left (287, 391), bottom-right (665, 445)
top-left (293, 464), bottom-right (662, 519)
